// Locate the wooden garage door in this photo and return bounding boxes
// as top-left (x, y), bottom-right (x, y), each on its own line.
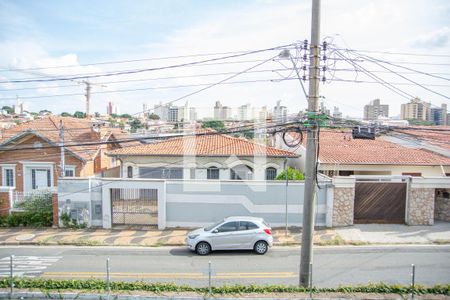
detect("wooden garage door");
top-left (354, 182), bottom-right (406, 224)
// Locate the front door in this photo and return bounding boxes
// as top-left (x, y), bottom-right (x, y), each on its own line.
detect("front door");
top-left (33, 169), bottom-right (50, 190)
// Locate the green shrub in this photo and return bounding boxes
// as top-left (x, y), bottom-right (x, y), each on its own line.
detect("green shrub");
top-left (276, 167), bottom-right (305, 180)
top-left (2, 192), bottom-right (53, 227)
top-left (60, 211), bottom-right (87, 229)
top-left (0, 278), bottom-right (448, 295)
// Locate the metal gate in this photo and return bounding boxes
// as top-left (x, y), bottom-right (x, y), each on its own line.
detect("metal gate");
top-left (354, 182), bottom-right (406, 224)
top-left (111, 188), bottom-right (158, 226)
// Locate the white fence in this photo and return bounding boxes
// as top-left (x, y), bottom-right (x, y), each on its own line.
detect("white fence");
top-left (9, 189), bottom-right (55, 212)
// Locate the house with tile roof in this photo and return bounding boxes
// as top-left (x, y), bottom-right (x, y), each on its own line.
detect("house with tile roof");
top-left (107, 133), bottom-right (298, 181)
top-left (275, 130), bottom-right (450, 177)
top-left (0, 116), bottom-right (134, 192)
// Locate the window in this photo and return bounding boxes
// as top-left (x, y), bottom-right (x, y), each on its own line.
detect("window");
top-left (339, 170), bottom-right (354, 176)
top-left (238, 221), bottom-right (258, 231)
top-left (127, 166), bottom-right (133, 178)
top-left (64, 167), bottom-right (75, 177)
top-left (402, 172), bottom-right (422, 177)
top-left (31, 168), bottom-right (51, 190)
top-left (2, 167), bottom-right (15, 187)
top-left (230, 165), bottom-right (253, 180)
top-left (190, 168), bottom-right (196, 179)
top-left (207, 166), bottom-right (220, 179)
top-left (216, 221), bottom-right (239, 233)
top-left (265, 167), bottom-right (277, 180)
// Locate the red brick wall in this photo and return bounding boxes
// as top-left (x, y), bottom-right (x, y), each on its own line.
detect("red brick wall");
top-left (0, 192), bottom-right (10, 217)
top-left (0, 135), bottom-right (86, 192)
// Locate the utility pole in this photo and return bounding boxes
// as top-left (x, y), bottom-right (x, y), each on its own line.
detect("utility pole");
top-left (59, 120), bottom-right (65, 178)
top-left (300, 0), bottom-right (321, 287)
top-left (84, 81), bottom-right (91, 118)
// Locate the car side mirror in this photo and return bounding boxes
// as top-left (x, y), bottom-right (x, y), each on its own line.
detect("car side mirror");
top-left (213, 229), bottom-right (219, 233)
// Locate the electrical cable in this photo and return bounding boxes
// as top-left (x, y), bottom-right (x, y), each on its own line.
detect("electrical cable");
top-left (0, 45), bottom-right (298, 72)
top-left (0, 43), bottom-right (296, 84)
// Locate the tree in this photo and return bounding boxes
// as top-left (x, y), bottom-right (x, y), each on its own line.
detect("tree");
top-left (120, 113), bottom-right (132, 119)
top-left (94, 112), bottom-right (100, 117)
top-left (407, 119), bottom-right (434, 126)
top-left (39, 109), bottom-right (52, 115)
top-left (1, 106), bottom-right (12, 114)
top-left (73, 111), bottom-right (86, 118)
top-left (276, 167), bottom-right (305, 180)
top-left (61, 112), bottom-right (72, 117)
top-left (148, 113), bottom-right (160, 120)
top-left (202, 120), bottom-right (225, 131)
top-left (129, 118), bottom-right (143, 133)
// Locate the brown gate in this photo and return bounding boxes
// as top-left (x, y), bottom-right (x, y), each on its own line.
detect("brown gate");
top-left (354, 182), bottom-right (406, 224)
top-left (111, 188), bottom-right (158, 226)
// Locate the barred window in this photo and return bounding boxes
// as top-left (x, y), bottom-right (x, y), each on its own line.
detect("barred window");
top-left (207, 167), bottom-right (220, 179)
top-left (265, 167), bottom-right (277, 180)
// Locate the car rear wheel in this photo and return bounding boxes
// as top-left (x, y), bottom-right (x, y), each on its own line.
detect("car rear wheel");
top-left (254, 240), bottom-right (268, 255)
top-left (196, 242), bottom-right (211, 255)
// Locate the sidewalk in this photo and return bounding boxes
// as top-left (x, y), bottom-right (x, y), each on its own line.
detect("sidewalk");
top-left (0, 222), bottom-right (449, 247)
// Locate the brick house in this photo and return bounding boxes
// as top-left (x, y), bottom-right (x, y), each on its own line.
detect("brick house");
top-left (0, 116), bottom-right (131, 192)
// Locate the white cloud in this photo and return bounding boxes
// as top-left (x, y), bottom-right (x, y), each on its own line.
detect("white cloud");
top-left (412, 26), bottom-right (450, 48)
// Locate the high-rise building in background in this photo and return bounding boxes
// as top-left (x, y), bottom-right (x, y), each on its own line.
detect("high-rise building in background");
top-left (364, 99), bottom-right (389, 120)
top-left (168, 106), bottom-right (179, 123)
top-left (400, 97), bottom-right (430, 121)
top-left (13, 96), bottom-right (26, 115)
top-left (222, 106), bottom-right (232, 120)
top-left (332, 106), bottom-right (342, 119)
top-left (238, 103), bottom-right (252, 121)
top-left (258, 106), bottom-right (269, 121)
top-left (273, 100), bottom-right (287, 124)
top-left (189, 107), bottom-right (197, 121)
top-left (213, 101), bottom-right (222, 119)
top-left (430, 103), bottom-right (447, 125)
top-left (106, 101), bottom-right (120, 116)
top-left (154, 102), bottom-right (169, 121)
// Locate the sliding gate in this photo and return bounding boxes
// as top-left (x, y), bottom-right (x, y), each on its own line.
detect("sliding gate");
top-left (111, 188), bottom-right (158, 226)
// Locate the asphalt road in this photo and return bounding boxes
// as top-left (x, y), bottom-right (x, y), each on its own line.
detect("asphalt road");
top-left (0, 245), bottom-right (449, 287)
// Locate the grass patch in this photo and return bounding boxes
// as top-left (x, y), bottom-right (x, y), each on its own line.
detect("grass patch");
top-left (57, 239), bottom-right (104, 246)
top-left (433, 239), bottom-right (450, 245)
top-left (316, 234), bottom-right (346, 246)
top-left (0, 278), bottom-right (448, 296)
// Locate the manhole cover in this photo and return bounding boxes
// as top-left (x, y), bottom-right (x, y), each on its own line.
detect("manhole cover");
top-left (16, 234), bottom-right (36, 241)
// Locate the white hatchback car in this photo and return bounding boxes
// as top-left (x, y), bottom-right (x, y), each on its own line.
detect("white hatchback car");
top-left (186, 216), bottom-right (273, 255)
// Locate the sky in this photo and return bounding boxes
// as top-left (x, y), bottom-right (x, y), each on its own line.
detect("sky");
top-left (0, 0), bottom-right (449, 119)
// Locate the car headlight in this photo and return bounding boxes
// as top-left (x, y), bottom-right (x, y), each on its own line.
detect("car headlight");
top-left (188, 234), bottom-right (199, 239)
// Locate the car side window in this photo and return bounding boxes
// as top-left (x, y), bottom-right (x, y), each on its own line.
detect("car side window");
top-left (238, 221), bottom-right (258, 231)
top-left (216, 221), bottom-right (238, 232)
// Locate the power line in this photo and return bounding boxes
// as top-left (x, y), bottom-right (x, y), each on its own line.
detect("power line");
top-left (0, 44), bottom-right (295, 84)
top-left (0, 77), bottom-right (291, 101)
top-left (334, 51), bottom-right (414, 100)
top-left (330, 47), bottom-right (450, 58)
top-left (0, 46), bottom-right (298, 73)
top-left (0, 68), bottom-right (295, 92)
top-left (0, 120), bottom-right (302, 152)
top-left (349, 51), bottom-right (450, 100)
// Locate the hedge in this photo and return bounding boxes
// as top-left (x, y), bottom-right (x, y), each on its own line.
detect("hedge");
top-left (0, 278), bottom-right (448, 295)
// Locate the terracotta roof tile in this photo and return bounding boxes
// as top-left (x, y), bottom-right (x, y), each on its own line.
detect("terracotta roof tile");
top-left (108, 134), bottom-right (297, 157)
top-left (316, 131), bottom-right (450, 165)
top-left (0, 116), bottom-right (108, 161)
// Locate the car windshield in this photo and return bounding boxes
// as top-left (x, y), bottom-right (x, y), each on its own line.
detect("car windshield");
top-left (204, 220), bottom-right (224, 231)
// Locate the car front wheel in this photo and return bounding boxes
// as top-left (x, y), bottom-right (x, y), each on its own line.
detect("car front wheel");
top-left (254, 240), bottom-right (268, 255)
top-left (196, 242), bottom-right (211, 255)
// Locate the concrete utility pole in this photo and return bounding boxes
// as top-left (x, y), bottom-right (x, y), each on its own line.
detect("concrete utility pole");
top-left (59, 120), bottom-right (65, 178)
top-left (84, 81), bottom-right (91, 118)
top-left (300, 0), bottom-right (321, 287)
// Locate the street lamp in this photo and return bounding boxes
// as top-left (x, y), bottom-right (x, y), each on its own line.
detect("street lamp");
top-left (278, 49), bottom-right (308, 101)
